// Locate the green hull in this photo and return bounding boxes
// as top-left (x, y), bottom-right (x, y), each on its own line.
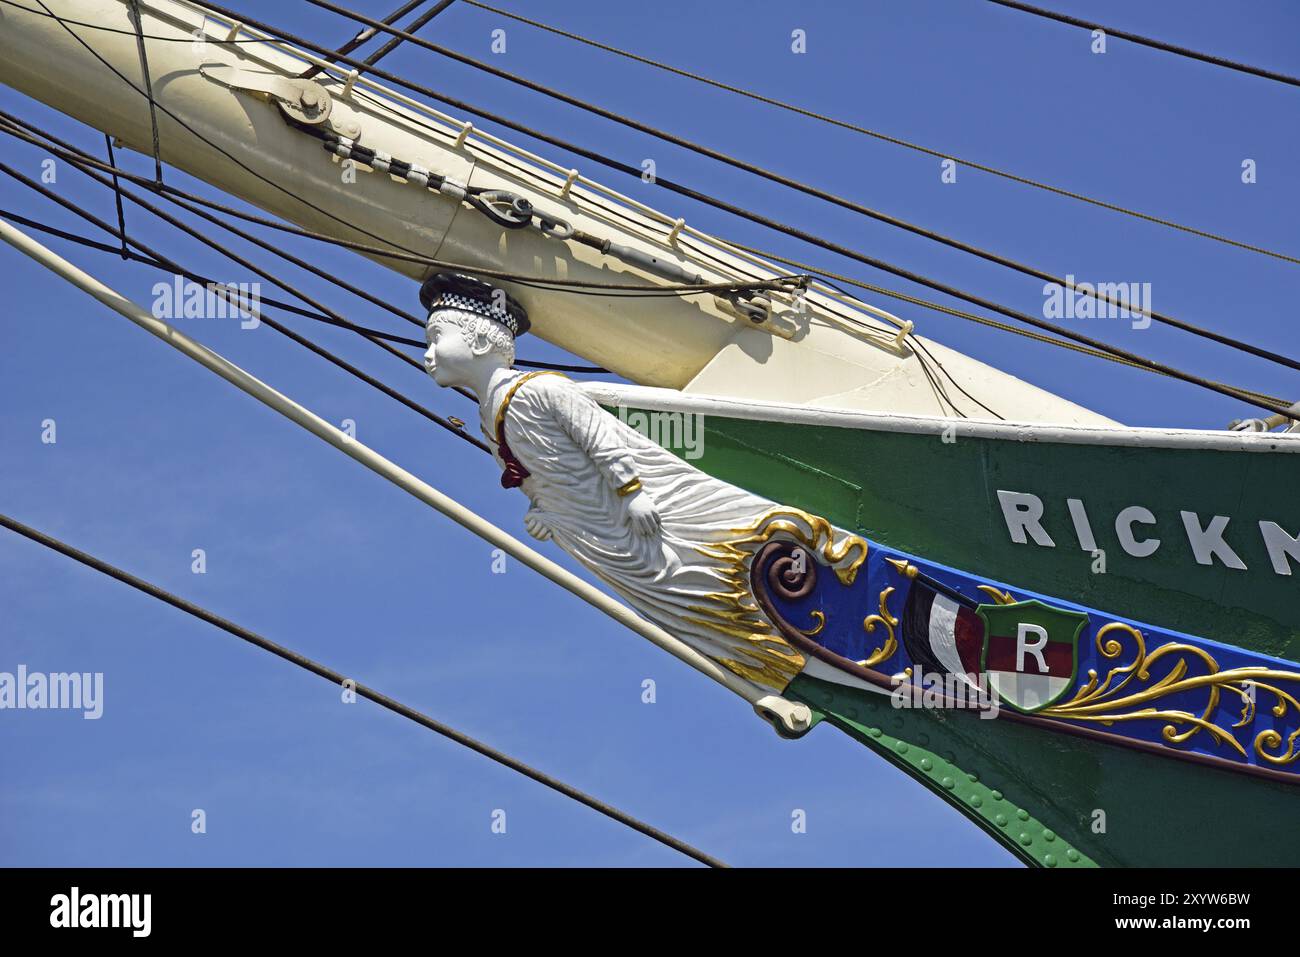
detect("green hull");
top-left (598, 387), bottom-right (1300, 866)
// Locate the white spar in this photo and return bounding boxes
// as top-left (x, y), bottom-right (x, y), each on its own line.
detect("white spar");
top-left (0, 216), bottom-right (813, 735)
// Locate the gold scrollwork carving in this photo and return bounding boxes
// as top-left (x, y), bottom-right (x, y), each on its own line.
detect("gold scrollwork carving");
top-left (685, 506), bottom-right (870, 691)
top-left (1039, 622), bottom-right (1300, 764)
top-left (858, 585), bottom-right (899, 668)
top-left (1256, 724), bottom-right (1300, 765)
top-left (799, 610), bottom-right (826, 637)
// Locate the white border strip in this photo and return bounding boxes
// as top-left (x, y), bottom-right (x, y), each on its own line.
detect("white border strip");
top-left (581, 382), bottom-right (1300, 454)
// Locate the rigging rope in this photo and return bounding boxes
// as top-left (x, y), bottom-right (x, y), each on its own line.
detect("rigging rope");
top-left (362, 0), bottom-right (458, 68)
top-left (298, 0), bottom-right (1300, 374)
top-left (731, 239), bottom-right (1292, 409)
top-left (0, 109), bottom-right (791, 300)
top-left (124, 0), bottom-right (162, 185)
top-left (0, 150), bottom-right (466, 410)
top-left (0, 138), bottom-right (433, 379)
top-left (0, 151), bottom-right (475, 419)
top-left (0, 120), bottom-right (611, 378)
top-left (1, 140), bottom-right (608, 431)
top-left (103, 133), bottom-right (128, 260)
top-left (0, 206), bottom-right (395, 343)
top-left (0, 199), bottom-right (604, 376)
top-left (0, 198), bottom-right (488, 451)
top-left (0, 511), bottom-right (726, 868)
top-left (28, 0), bottom-right (461, 266)
top-left (300, 0), bottom-right (427, 78)
top-left (14, 2), bottom-right (1292, 416)
top-left (7, 8), bottom-right (796, 303)
top-left (340, 75), bottom-right (1279, 410)
top-left (0, 0), bottom-right (266, 40)
top-left (457, 0), bottom-right (1300, 269)
top-left (9, 0), bottom-right (1297, 268)
top-left (184, 0), bottom-right (1298, 417)
top-left (988, 0), bottom-right (1300, 89)
top-left (0, 113), bottom-right (500, 406)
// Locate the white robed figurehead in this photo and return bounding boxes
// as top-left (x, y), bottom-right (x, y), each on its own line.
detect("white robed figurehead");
top-left (421, 273), bottom-right (862, 716)
top-left (420, 272), bottom-right (659, 536)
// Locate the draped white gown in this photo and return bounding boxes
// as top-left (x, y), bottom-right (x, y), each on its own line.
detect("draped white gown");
top-left (479, 369), bottom-right (809, 693)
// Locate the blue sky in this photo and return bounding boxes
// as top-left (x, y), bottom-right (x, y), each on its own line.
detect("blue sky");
top-left (1, 0), bottom-right (1296, 867)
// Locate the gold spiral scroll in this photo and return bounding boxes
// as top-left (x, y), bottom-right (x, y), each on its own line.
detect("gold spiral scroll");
top-left (689, 507), bottom-right (870, 691)
top-left (1039, 622), bottom-right (1300, 765)
top-left (799, 610), bottom-right (827, 637)
top-left (859, 585), bottom-right (899, 667)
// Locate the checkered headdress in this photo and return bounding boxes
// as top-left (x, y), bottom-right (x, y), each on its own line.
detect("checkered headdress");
top-left (420, 272), bottom-right (530, 338)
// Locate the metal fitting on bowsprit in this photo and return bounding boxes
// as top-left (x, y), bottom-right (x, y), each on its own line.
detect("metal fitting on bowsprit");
top-left (463, 189), bottom-right (535, 229)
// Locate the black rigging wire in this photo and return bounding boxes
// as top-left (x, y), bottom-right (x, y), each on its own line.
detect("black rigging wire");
top-left (28, 0), bottom-right (457, 267)
top-left (0, 111), bottom-right (492, 406)
top-left (1, 151), bottom-right (486, 420)
top-left (0, 135), bottom-right (432, 379)
top-left (0, 0), bottom-right (266, 40)
top-left (15, 1), bottom-right (1291, 414)
top-left (0, 203), bottom-right (607, 381)
top-left (0, 109), bottom-right (788, 300)
top-left (988, 0), bottom-right (1300, 89)
top-left (512, 358), bottom-right (611, 372)
top-left (10, 0), bottom-right (1296, 268)
top-left (1, 152), bottom-right (444, 400)
top-left (0, 12), bottom-right (793, 299)
top-left (1, 204), bottom-right (591, 437)
top-left (298, 0), bottom-right (1300, 375)
top-left (198, 72), bottom-right (1279, 409)
top-left (184, 0), bottom-right (1298, 417)
top-left (300, 0), bottom-right (426, 78)
top-left (362, 0), bottom-right (459, 68)
top-left (895, 316), bottom-right (1002, 420)
top-left (103, 133), bottom-right (128, 260)
top-left (0, 109), bottom-right (772, 384)
top-left (0, 206), bottom-right (390, 341)
top-left (0, 511), bottom-right (726, 868)
top-left (2, 146), bottom-right (606, 427)
top-left (173, 194), bottom-right (429, 327)
top-left (0, 119), bottom-right (615, 377)
top-left (0, 121), bottom-right (659, 376)
top-left (124, 0), bottom-right (162, 185)
top-left (7, 0), bottom-right (1235, 389)
top-left (725, 238), bottom-right (1292, 409)
top-left (458, 0), bottom-right (1300, 269)
top-left (913, 340), bottom-right (965, 419)
top-left (0, 198), bottom-right (489, 452)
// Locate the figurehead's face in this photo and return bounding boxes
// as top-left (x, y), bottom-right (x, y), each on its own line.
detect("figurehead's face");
top-left (424, 310), bottom-right (515, 390)
top-left (424, 315), bottom-right (476, 388)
